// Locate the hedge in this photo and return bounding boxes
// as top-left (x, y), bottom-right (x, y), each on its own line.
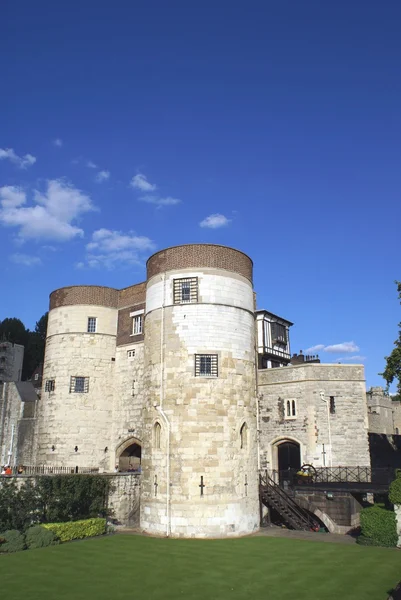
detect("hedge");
top-left (358, 505), bottom-right (397, 547)
top-left (389, 477), bottom-right (401, 505)
top-left (43, 518), bottom-right (106, 542)
top-left (25, 525), bottom-right (59, 549)
top-left (0, 529), bottom-right (26, 553)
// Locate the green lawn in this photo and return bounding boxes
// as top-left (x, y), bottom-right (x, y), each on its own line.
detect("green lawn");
top-left (1, 534), bottom-right (400, 600)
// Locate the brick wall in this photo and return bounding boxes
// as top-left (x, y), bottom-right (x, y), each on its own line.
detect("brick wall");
top-left (50, 286), bottom-right (119, 310)
top-left (147, 244), bottom-right (253, 282)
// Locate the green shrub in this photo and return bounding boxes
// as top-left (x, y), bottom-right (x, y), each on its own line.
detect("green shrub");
top-left (0, 478), bottom-right (41, 532)
top-left (0, 529), bottom-right (26, 553)
top-left (359, 505), bottom-right (397, 547)
top-left (25, 525), bottom-right (59, 549)
top-left (389, 477), bottom-right (401, 505)
top-left (43, 518), bottom-right (106, 542)
top-left (36, 475), bottom-right (111, 522)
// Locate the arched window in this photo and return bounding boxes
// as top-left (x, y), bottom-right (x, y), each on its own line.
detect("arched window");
top-left (285, 399), bottom-right (297, 420)
top-left (154, 422), bottom-right (161, 449)
top-left (240, 422), bottom-right (248, 449)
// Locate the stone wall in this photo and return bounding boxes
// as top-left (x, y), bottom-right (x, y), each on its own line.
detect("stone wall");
top-left (0, 382), bottom-right (37, 467)
top-left (367, 387), bottom-right (396, 434)
top-left (108, 473), bottom-right (141, 526)
top-left (36, 305), bottom-right (118, 469)
top-left (258, 364), bottom-right (370, 471)
top-left (112, 342), bottom-right (145, 466)
top-left (0, 342), bottom-right (24, 383)
top-left (141, 267), bottom-right (259, 537)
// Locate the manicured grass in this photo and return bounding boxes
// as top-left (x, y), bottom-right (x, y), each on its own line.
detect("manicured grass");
top-left (1, 534), bottom-right (400, 600)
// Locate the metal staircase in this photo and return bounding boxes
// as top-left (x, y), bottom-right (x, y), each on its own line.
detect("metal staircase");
top-left (259, 473), bottom-right (319, 531)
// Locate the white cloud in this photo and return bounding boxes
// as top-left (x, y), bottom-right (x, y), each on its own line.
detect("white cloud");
top-left (95, 170), bottom-right (110, 183)
top-left (0, 179), bottom-right (95, 242)
top-left (139, 195), bottom-right (181, 206)
top-left (199, 213), bottom-right (231, 229)
top-left (324, 341), bottom-right (360, 353)
top-left (0, 148), bottom-right (36, 169)
top-left (84, 228), bottom-right (156, 269)
top-left (53, 138), bottom-right (63, 147)
top-left (130, 174), bottom-right (157, 192)
top-left (87, 160), bottom-right (98, 169)
top-left (9, 253), bottom-right (42, 266)
top-left (304, 344), bottom-right (325, 353)
top-left (0, 186), bottom-right (26, 208)
top-left (334, 355), bottom-right (366, 363)
top-left (305, 341), bottom-right (360, 354)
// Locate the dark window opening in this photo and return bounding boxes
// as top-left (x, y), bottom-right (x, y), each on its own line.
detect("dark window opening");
top-left (195, 354), bottom-right (218, 377)
top-left (70, 376), bottom-right (89, 393)
top-left (45, 379), bottom-right (55, 392)
top-left (329, 396), bottom-right (335, 414)
top-left (271, 322), bottom-right (287, 345)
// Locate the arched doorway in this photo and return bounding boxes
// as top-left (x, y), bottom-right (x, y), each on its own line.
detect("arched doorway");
top-left (116, 438), bottom-right (142, 472)
top-left (277, 440), bottom-right (301, 484)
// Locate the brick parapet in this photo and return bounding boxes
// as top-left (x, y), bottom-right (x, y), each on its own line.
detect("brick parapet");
top-left (49, 286), bottom-right (119, 310)
top-left (146, 244), bottom-right (253, 283)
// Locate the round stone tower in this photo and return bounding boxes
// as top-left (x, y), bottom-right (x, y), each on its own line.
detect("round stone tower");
top-left (140, 244), bottom-right (259, 537)
top-left (35, 285), bottom-right (118, 470)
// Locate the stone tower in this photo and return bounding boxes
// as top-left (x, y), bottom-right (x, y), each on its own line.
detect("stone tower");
top-left (140, 244), bottom-right (259, 537)
top-left (35, 286), bottom-right (118, 470)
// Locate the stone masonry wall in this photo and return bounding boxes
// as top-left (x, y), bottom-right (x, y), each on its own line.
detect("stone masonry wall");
top-left (36, 305), bottom-right (118, 469)
top-left (112, 342), bottom-right (145, 468)
top-left (258, 364), bottom-right (370, 471)
top-left (141, 269), bottom-right (259, 538)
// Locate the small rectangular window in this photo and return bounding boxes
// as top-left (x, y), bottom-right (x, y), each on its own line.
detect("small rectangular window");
top-left (174, 277), bottom-right (198, 304)
top-left (330, 396), bottom-right (336, 414)
top-left (34, 373), bottom-right (39, 381)
top-left (195, 354), bottom-right (218, 377)
top-left (127, 350), bottom-right (135, 358)
top-left (285, 399), bottom-right (297, 419)
top-left (45, 379), bottom-right (55, 392)
top-left (87, 317), bottom-right (97, 333)
top-left (70, 376), bottom-right (89, 393)
top-left (132, 315), bottom-right (143, 335)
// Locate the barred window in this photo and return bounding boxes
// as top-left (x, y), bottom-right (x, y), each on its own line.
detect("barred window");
top-left (173, 277), bottom-right (198, 304)
top-left (195, 354), bottom-right (218, 377)
top-left (87, 317), bottom-right (97, 333)
top-left (45, 379), bottom-right (55, 392)
top-left (70, 376), bottom-right (89, 393)
top-left (271, 322), bottom-right (287, 345)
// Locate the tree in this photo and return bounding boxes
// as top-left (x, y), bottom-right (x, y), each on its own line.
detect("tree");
top-left (0, 318), bottom-right (28, 346)
top-left (0, 312), bottom-right (48, 380)
top-left (381, 281), bottom-right (401, 396)
top-left (34, 312), bottom-right (48, 341)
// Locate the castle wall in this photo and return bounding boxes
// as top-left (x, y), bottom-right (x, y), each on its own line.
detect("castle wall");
top-left (112, 342), bottom-right (145, 468)
top-left (367, 387), bottom-right (398, 435)
top-left (35, 300), bottom-right (118, 469)
top-left (140, 251), bottom-right (259, 538)
top-left (0, 383), bottom-right (21, 465)
top-left (258, 364), bottom-right (370, 471)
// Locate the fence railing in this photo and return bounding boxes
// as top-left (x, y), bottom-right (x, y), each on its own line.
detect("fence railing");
top-left (1, 465), bottom-right (100, 476)
top-left (268, 466), bottom-right (395, 488)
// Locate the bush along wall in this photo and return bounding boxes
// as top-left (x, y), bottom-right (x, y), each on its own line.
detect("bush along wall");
top-left (43, 518), bottom-right (107, 542)
top-left (0, 475), bottom-right (111, 533)
top-left (358, 505), bottom-right (397, 547)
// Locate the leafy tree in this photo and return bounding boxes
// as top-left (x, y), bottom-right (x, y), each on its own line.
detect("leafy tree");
top-left (0, 318), bottom-right (28, 346)
top-left (35, 312), bottom-right (48, 341)
top-left (381, 281), bottom-right (401, 396)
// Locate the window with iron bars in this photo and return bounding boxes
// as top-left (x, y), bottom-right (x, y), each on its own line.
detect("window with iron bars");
top-left (173, 277), bottom-right (198, 304)
top-left (45, 379), bottom-right (55, 392)
top-left (195, 354), bottom-right (218, 377)
top-left (69, 376), bottom-right (89, 393)
top-left (271, 322), bottom-right (287, 345)
top-left (87, 317), bottom-right (97, 333)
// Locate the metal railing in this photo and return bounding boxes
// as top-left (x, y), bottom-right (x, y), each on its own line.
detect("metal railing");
top-left (268, 466), bottom-right (394, 488)
top-left (1, 465), bottom-right (100, 476)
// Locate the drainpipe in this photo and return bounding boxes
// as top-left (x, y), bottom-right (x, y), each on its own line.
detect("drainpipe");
top-left (320, 391), bottom-right (333, 467)
top-left (0, 383), bottom-right (7, 465)
top-left (8, 424), bottom-right (15, 466)
top-left (155, 273), bottom-right (171, 536)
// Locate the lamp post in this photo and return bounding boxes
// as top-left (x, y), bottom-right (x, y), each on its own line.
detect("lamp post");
top-left (320, 391), bottom-right (333, 467)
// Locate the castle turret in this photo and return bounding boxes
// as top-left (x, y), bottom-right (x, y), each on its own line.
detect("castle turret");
top-left (140, 244), bottom-right (259, 537)
top-left (35, 286), bottom-right (119, 469)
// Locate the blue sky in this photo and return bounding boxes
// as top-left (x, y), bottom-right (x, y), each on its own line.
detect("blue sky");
top-left (1, 1), bottom-right (400, 388)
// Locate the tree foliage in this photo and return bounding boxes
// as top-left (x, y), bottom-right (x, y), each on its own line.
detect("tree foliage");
top-left (0, 312), bottom-right (48, 380)
top-left (381, 281), bottom-right (401, 396)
